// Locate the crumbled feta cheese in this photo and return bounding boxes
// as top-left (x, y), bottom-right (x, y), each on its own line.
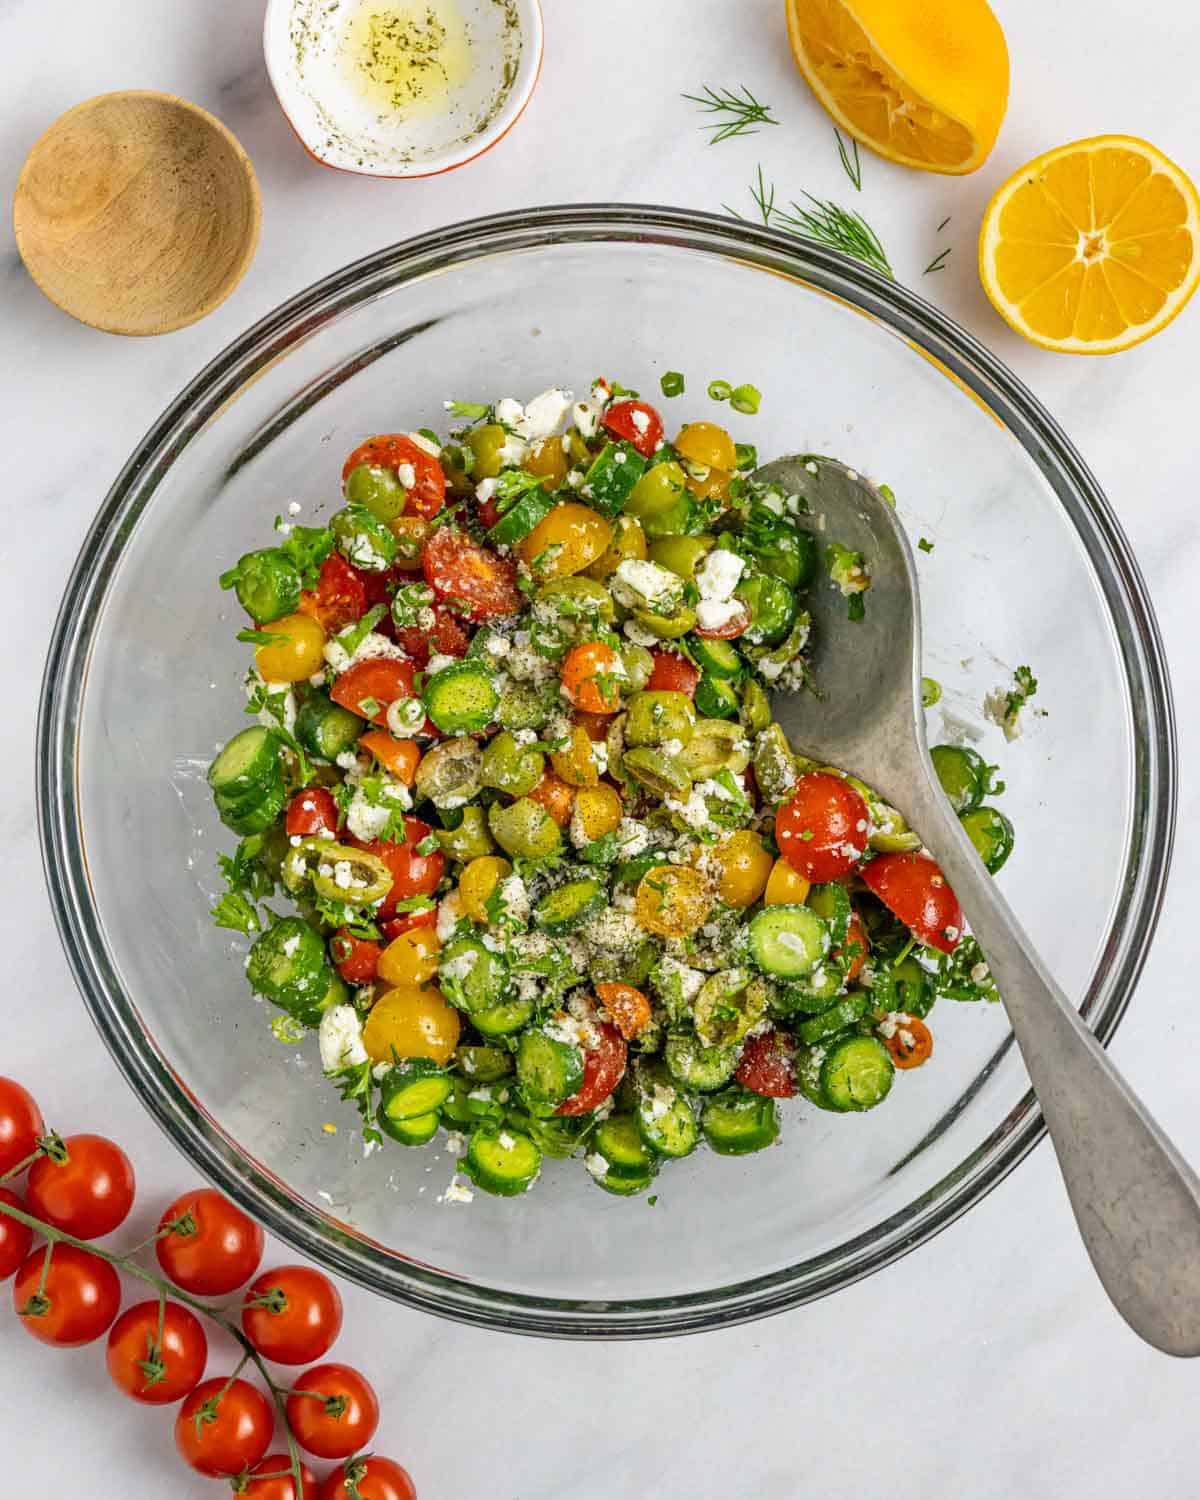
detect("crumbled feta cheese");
top-left (319, 1006), bottom-right (367, 1072)
top-left (444, 1130), bottom-right (467, 1156)
top-left (476, 476), bottom-right (498, 503)
top-left (495, 396), bottom-right (524, 428)
top-left (441, 1178), bottom-right (474, 1205)
top-left (585, 1153), bottom-right (610, 1179)
top-left (695, 547), bottom-right (745, 602)
top-left (287, 501), bottom-right (302, 516)
top-left (695, 597), bottom-right (746, 633)
top-left (495, 875), bottom-right (529, 923)
top-left (665, 787), bottom-right (711, 831)
top-left (498, 1132), bottom-right (516, 1151)
top-left (345, 789), bottom-right (393, 843)
top-left (630, 408), bottom-right (650, 434)
top-left (426, 652), bottom-right (457, 676)
top-left (615, 818), bottom-right (650, 858)
top-left (519, 388), bottom-right (571, 440)
top-left (876, 1011), bottom-right (913, 1041)
top-left (479, 630), bottom-right (511, 658)
top-left (611, 559), bottom-right (683, 612)
top-left (396, 462), bottom-right (416, 489)
top-left (497, 433), bottom-right (529, 468)
top-left (440, 947), bottom-right (480, 982)
top-left (281, 933), bottom-right (300, 958)
top-left (573, 401), bottom-right (602, 438)
top-left (646, 1080), bottom-right (677, 1120)
top-left (970, 961), bottom-right (991, 985)
top-left (407, 430), bottom-right (442, 458)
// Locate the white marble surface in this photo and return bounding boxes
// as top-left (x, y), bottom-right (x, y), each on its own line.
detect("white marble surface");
top-left (2, 1), bottom-right (1199, 1495)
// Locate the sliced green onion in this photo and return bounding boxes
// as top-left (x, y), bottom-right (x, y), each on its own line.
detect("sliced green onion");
top-left (730, 383), bottom-right (761, 414)
top-left (878, 482), bottom-right (896, 506)
top-left (660, 371), bottom-right (685, 398)
top-left (734, 442), bottom-right (758, 472)
top-left (707, 380), bottom-right (732, 402)
top-left (921, 676), bottom-right (942, 707)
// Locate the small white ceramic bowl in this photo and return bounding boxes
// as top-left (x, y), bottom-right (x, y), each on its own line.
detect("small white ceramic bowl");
top-left (264, 0), bottom-right (542, 178)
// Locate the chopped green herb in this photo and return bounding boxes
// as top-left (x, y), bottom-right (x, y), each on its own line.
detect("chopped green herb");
top-left (834, 128), bottom-right (862, 191)
top-left (445, 400), bottom-right (490, 422)
top-left (917, 537), bottom-right (935, 554)
top-left (734, 443), bottom-right (758, 472)
top-left (236, 628), bottom-right (289, 646)
top-left (924, 247), bottom-right (951, 275)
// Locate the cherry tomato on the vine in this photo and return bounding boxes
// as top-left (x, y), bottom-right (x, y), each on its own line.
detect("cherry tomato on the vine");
top-left (0, 1077), bottom-right (44, 1177)
top-left (242, 1265), bottom-right (343, 1366)
top-left (239, 1453), bottom-right (320, 1499)
top-left (13, 1243), bottom-right (121, 1346)
top-left (555, 1022), bottom-right (627, 1117)
top-left (106, 1298), bottom-right (208, 1404)
top-left (775, 772), bottom-right (870, 883)
top-left (25, 1133), bottom-right (134, 1240)
top-left (156, 1187), bottom-right (265, 1295)
top-left (601, 399), bottom-right (664, 459)
top-left (318, 1456), bottom-right (418, 1500)
top-left (286, 787), bottom-right (339, 839)
top-left (0, 1187), bottom-right (34, 1280)
top-left (286, 1363), bottom-right (380, 1460)
top-left (175, 1376), bottom-right (274, 1478)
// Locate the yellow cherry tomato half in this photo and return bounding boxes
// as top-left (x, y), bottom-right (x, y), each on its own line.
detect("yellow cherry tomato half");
top-left (550, 723), bottom-right (600, 787)
top-left (634, 864), bottom-right (713, 939)
top-left (673, 422), bottom-right (737, 473)
top-left (516, 503), bottom-right (611, 579)
top-left (524, 436), bottom-right (569, 490)
top-left (712, 830), bottom-right (773, 908)
top-left (763, 856), bottom-right (811, 907)
top-left (362, 986), bottom-right (461, 1066)
top-left (458, 855), bottom-right (513, 922)
top-left (572, 784), bottom-right (624, 842)
top-left (376, 926), bottom-right (441, 988)
top-left (254, 612), bottom-right (327, 682)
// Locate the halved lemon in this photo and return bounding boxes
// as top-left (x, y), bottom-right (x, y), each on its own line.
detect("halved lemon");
top-left (785, 0), bottom-right (1009, 175)
top-left (979, 136), bottom-right (1200, 355)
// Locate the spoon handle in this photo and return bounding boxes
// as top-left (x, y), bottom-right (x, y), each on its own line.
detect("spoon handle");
top-left (907, 773), bottom-right (1200, 1356)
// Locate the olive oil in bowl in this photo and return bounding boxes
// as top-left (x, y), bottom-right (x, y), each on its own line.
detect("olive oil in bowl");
top-left (340, 2), bottom-right (473, 121)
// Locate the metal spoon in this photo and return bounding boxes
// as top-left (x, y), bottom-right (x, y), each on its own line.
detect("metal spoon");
top-left (754, 454), bottom-right (1200, 1357)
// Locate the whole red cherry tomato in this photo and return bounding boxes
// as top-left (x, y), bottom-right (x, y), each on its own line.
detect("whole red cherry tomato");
top-left (0, 1187), bottom-right (34, 1280)
top-left (555, 1023), bottom-right (627, 1116)
top-left (242, 1265), bottom-right (344, 1366)
top-left (175, 1376), bottom-right (274, 1477)
top-left (601, 399), bottom-right (664, 459)
top-left (106, 1299), bottom-right (208, 1404)
top-left (331, 929), bottom-right (382, 985)
top-left (286, 787), bottom-right (339, 839)
top-left (861, 851), bottom-right (963, 954)
top-left (243, 1454), bottom-right (320, 1499)
top-left (330, 658), bottom-right (417, 726)
top-left (352, 817), bottom-right (444, 919)
top-left (298, 554), bottom-right (368, 635)
top-left (775, 772), bottom-right (870, 883)
top-left (0, 1077), bottom-right (44, 1177)
top-left (319, 1455), bottom-right (417, 1500)
top-left (25, 1133), bottom-right (135, 1239)
top-left (156, 1187), bottom-right (264, 1295)
top-left (13, 1243), bottom-right (121, 1346)
top-left (286, 1363), bottom-right (380, 1460)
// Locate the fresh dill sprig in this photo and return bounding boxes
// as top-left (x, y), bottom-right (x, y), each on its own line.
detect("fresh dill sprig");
top-left (924, 246), bottom-right (952, 275)
top-left (936, 215), bottom-right (952, 233)
top-left (725, 167), bottom-right (893, 280)
top-left (683, 84), bottom-right (778, 144)
top-left (835, 129), bottom-right (862, 191)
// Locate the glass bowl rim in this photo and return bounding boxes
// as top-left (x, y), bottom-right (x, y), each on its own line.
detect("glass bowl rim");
top-left (37, 204), bottom-right (1177, 1339)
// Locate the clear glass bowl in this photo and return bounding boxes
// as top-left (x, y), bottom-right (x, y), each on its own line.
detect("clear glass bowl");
top-left (39, 207), bottom-right (1176, 1338)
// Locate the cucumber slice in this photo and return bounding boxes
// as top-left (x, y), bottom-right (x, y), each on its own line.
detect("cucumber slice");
top-left (438, 935), bottom-right (510, 1013)
top-left (496, 679), bottom-right (554, 732)
top-left (806, 883), bottom-right (852, 945)
top-left (295, 693), bottom-right (362, 761)
top-left (590, 1166), bottom-right (656, 1196)
top-left (423, 660), bottom-right (500, 734)
top-left (636, 1075), bottom-right (699, 1158)
top-left (819, 1035), bottom-right (895, 1112)
top-left (701, 1087), bottom-right (779, 1155)
top-left (593, 1114), bottom-right (658, 1179)
top-left (463, 1125), bottom-right (542, 1196)
top-left (664, 1032), bottom-right (738, 1092)
top-left (246, 917), bottom-right (333, 1026)
top-left (532, 878), bottom-right (606, 934)
top-left (214, 780), bottom-right (287, 837)
top-left (930, 744), bottom-right (989, 814)
top-left (222, 549), bottom-right (302, 624)
top-left (583, 440), bottom-right (647, 517)
top-left (488, 488), bottom-right (556, 547)
top-left (794, 1043), bottom-right (837, 1111)
top-left (960, 806), bottom-right (1014, 873)
top-left (687, 635), bottom-right (742, 679)
top-left (772, 964), bottom-right (847, 1016)
top-left (693, 675), bottom-right (740, 720)
top-left (870, 954), bottom-right (935, 1019)
top-left (471, 996), bottom-right (535, 1037)
top-left (516, 1029), bottom-right (585, 1106)
top-left (209, 727), bottom-right (282, 807)
top-left (381, 1110), bottom-right (441, 1145)
top-left (747, 904), bottom-right (829, 979)
top-left (795, 993), bottom-right (870, 1045)
top-left (379, 1060), bottom-right (453, 1122)
top-left (454, 1044), bottom-right (513, 1084)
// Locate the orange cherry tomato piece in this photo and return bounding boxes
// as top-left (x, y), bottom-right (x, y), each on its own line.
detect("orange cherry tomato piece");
top-left (358, 731), bottom-right (421, 784)
top-left (883, 1015), bottom-right (934, 1069)
top-left (595, 981), bottom-right (652, 1040)
top-left (527, 769), bottom-right (576, 827)
top-left (561, 641), bottom-right (623, 714)
top-left (298, 554), bottom-right (368, 635)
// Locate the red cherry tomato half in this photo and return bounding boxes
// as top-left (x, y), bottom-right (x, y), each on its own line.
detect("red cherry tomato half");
top-left (0, 1187), bottom-right (34, 1280)
top-left (422, 527), bottom-right (522, 621)
top-left (242, 1265), bottom-right (344, 1366)
top-left (175, 1376), bottom-right (274, 1478)
top-left (331, 929), bottom-right (382, 985)
top-left (319, 1455), bottom-right (418, 1500)
top-left (380, 907), bottom-right (437, 940)
top-left (734, 1029), bottom-right (796, 1099)
top-left (343, 434), bottom-right (447, 520)
top-left (836, 911), bottom-right (869, 983)
top-left (646, 649), bottom-right (700, 697)
top-left (693, 605), bottom-right (750, 640)
top-left (156, 1187), bottom-right (265, 1296)
top-left (25, 1133), bottom-right (135, 1240)
top-left (286, 1363), bottom-right (380, 1460)
top-left (775, 772), bottom-right (870, 883)
top-left (106, 1299), bottom-right (208, 1405)
top-left (0, 1078), bottom-right (44, 1178)
top-left (353, 817), bottom-right (445, 919)
top-left (244, 1453), bottom-right (320, 1500)
top-left (861, 852), bottom-right (963, 954)
top-left (286, 787), bottom-right (339, 839)
top-left (476, 494), bottom-right (502, 530)
top-left (330, 658), bottom-right (417, 726)
top-left (13, 1243), bottom-right (121, 1347)
top-left (393, 603), bottom-right (470, 667)
top-left (298, 554), bottom-right (369, 636)
top-left (601, 399), bottom-right (664, 459)
top-left (555, 1022), bottom-right (628, 1116)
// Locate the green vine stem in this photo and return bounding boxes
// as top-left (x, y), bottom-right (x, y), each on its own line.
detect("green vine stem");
top-left (0, 1182), bottom-right (308, 1496)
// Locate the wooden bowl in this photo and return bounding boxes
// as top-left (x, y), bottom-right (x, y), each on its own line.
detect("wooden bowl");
top-left (13, 91), bottom-right (261, 336)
